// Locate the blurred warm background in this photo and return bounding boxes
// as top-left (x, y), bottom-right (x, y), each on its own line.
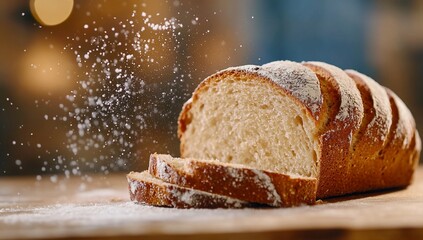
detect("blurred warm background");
top-left (1, 0), bottom-right (422, 176)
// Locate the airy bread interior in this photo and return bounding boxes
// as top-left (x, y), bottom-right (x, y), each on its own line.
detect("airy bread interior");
top-left (129, 171), bottom-right (164, 184)
top-left (159, 154), bottom-right (251, 173)
top-left (180, 75), bottom-right (319, 178)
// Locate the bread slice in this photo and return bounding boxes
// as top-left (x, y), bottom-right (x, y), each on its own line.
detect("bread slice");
top-left (148, 153), bottom-right (317, 207)
top-left (127, 171), bottom-right (251, 208)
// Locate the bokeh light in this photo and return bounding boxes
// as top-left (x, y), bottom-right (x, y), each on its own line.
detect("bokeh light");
top-left (30, 0), bottom-right (74, 26)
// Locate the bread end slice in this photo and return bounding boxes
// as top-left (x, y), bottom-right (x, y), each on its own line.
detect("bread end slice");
top-left (127, 171), bottom-right (252, 209)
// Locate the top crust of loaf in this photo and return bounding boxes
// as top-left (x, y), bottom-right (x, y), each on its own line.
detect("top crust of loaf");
top-left (302, 62), bottom-right (364, 198)
top-left (179, 62), bottom-right (323, 134)
top-left (389, 89), bottom-right (415, 148)
top-left (192, 61), bottom-right (323, 120)
top-left (387, 89), bottom-right (417, 164)
top-left (304, 62), bottom-right (364, 125)
top-left (413, 131), bottom-right (422, 170)
top-left (261, 61), bottom-right (323, 120)
top-left (345, 70), bottom-right (392, 147)
top-left (342, 70), bottom-right (394, 192)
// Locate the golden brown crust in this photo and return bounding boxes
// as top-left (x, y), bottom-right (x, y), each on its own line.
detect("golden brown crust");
top-left (343, 70), bottom-right (393, 194)
top-left (177, 98), bottom-right (193, 139)
top-left (127, 171), bottom-right (252, 209)
top-left (303, 62), bottom-right (364, 198)
top-left (149, 154), bottom-right (316, 207)
top-left (377, 89), bottom-right (418, 188)
top-left (412, 131), bottom-right (422, 175)
top-left (346, 70), bottom-right (389, 154)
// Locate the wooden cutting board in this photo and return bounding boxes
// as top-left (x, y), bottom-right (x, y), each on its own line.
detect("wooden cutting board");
top-left (1, 167), bottom-right (423, 240)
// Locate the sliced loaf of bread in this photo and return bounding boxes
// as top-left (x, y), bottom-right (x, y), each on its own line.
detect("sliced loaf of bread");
top-left (178, 60), bottom-right (421, 199)
top-left (148, 153), bottom-right (316, 207)
top-left (128, 60), bottom-right (420, 208)
top-left (127, 171), bottom-right (251, 208)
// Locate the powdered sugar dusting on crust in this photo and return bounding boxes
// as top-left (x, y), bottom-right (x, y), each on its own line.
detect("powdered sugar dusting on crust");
top-left (225, 166), bottom-right (282, 206)
top-left (224, 166), bottom-right (246, 183)
top-left (152, 155), bottom-right (315, 207)
top-left (171, 188), bottom-right (195, 205)
top-left (263, 61), bottom-right (322, 119)
top-left (220, 62), bottom-right (322, 120)
top-left (129, 171), bottom-right (248, 208)
top-left (388, 90), bottom-right (415, 148)
top-left (345, 70), bottom-right (392, 142)
top-left (224, 197), bottom-right (243, 208)
top-left (251, 169), bottom-right (282, 206)
top-left (156, 156), bottom-right (172, 180)
top-left (306, 62), bottom-right (363, 124)
top-left (128, 177), bottom-right (140, 195)
top-left (168, 186), bottom-right (246, 208)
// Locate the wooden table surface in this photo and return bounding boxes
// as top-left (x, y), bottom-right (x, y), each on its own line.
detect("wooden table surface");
top-left (1, 167), bottom-right (423, 240)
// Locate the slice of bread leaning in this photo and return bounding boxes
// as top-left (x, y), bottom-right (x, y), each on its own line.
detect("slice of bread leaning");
top-left (178, 60), bottom-right (421, 199)
top-left (149, 153), bottom-right (316, 207)
top-left (127, 171), bottom-right (252, 208)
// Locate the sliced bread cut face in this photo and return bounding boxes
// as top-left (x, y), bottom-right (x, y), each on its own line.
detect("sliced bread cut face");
top-left (178, 61), bottom-right (323, 179)
top-left (127, 171), bottom-right (251, 209)
top-left (148, 153), bottom-right (317, 207)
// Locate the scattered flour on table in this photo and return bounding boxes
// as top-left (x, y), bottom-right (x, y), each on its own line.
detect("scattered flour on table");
top-left (0, 202), bottom-right (263, 226)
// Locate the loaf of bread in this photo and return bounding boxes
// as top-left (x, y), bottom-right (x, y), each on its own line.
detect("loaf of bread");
top-left (127, 171), bottom-right (252, 208)
top-left (148, 153), bottom-right (316, 207)
top-left (178, 60), bottom-right (421, 199)
top-left (128, 60), bottom-right (420, 208)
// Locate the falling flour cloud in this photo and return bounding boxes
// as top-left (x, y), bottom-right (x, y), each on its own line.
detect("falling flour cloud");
top-left (59, 7), bottom-right (186, 178)
top-left (2, 3), bottom-right (212, 182)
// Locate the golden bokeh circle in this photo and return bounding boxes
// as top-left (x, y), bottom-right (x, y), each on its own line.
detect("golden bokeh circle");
top-left (30, 0), bottom-right (74, 26)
